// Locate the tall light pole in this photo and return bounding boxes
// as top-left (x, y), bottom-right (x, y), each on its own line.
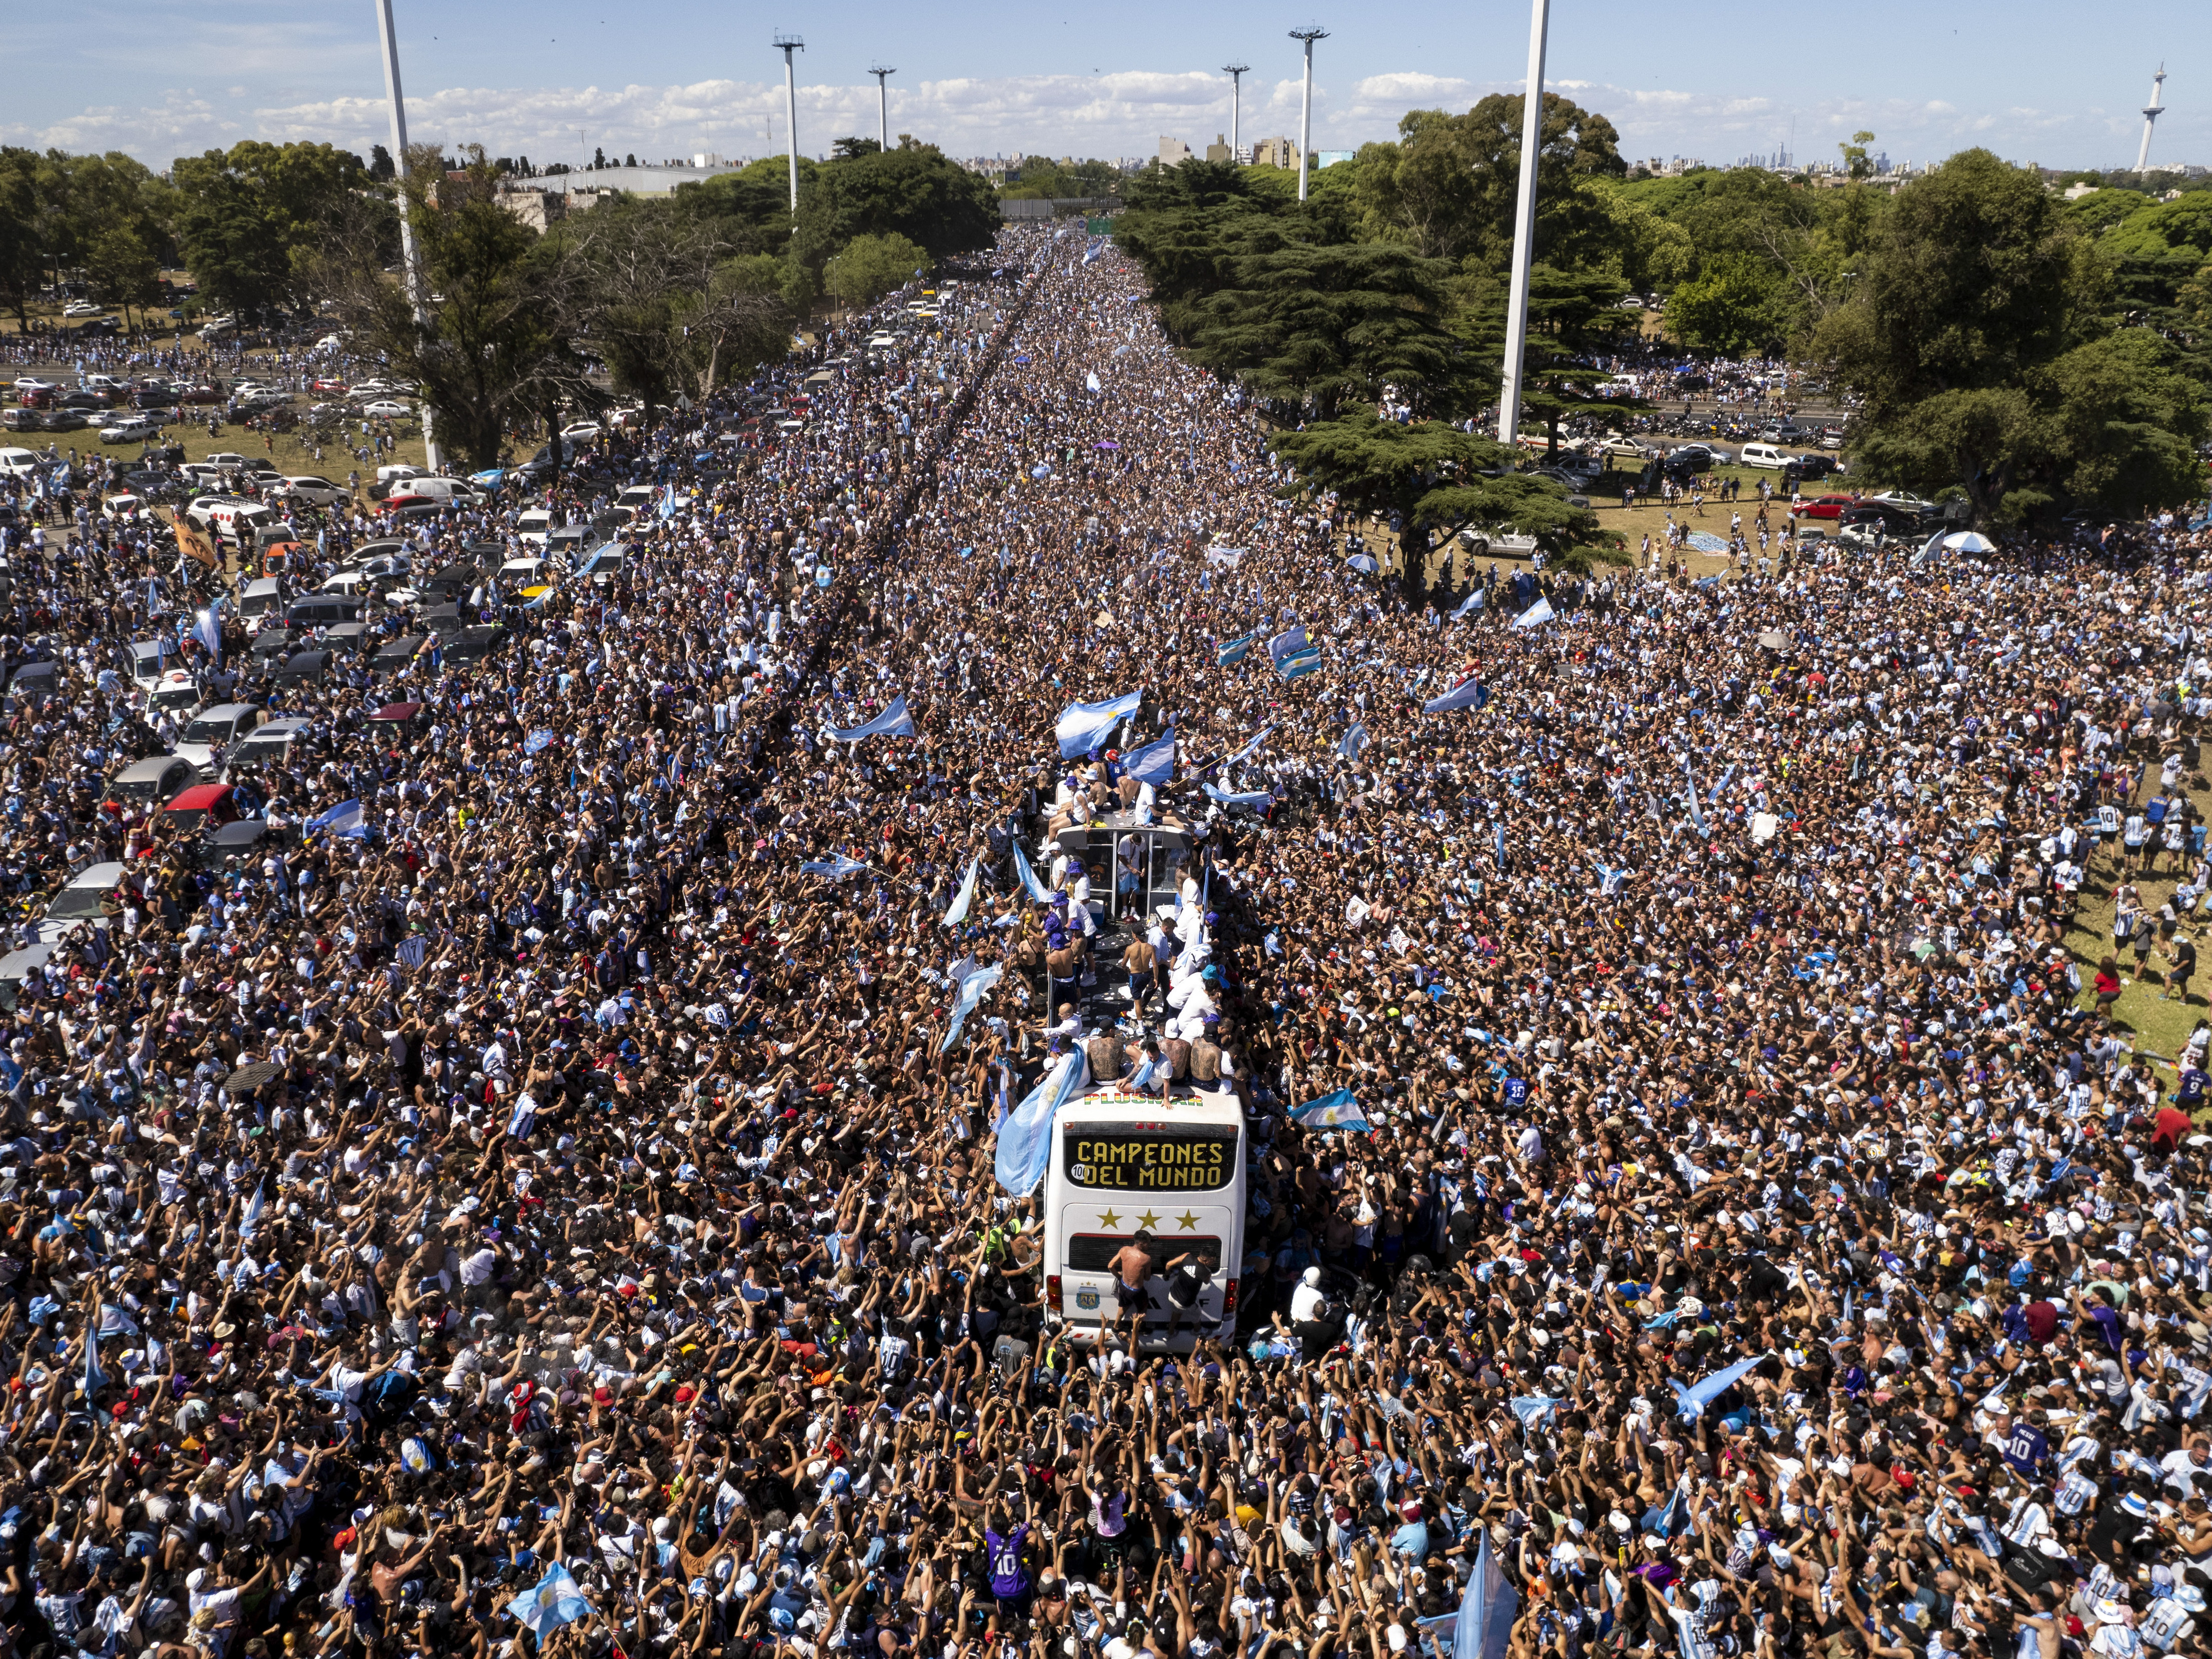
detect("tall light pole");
top-left (870, 66), bottom-right (896, 153)
top-left (774, 34), bottom-right (805, 210)
top-left (372, 0), bottom-right (438, 471)
top-left (1222, 64), bottom-right (1249, 161)
top-left (2136, 63), bottom-right (2168, 173)
top-left (1496, 0), bottom-right (1549, 454)
top-left (1288, 29), bottom-right (1327, 200)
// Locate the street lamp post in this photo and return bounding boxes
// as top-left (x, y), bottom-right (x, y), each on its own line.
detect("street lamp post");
top-left (870, 66), bottom-right (896, 154)
top-left (1288, 29), bottom-right (1328, 202)
top-left (1222, 64), bottom-right (1249, 161)
top-left (1496, 0), bottom-right (1550, 455)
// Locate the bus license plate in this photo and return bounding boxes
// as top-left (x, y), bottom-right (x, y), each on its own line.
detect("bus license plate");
top-left (1076, 1289), bottom-right (1100, 1311)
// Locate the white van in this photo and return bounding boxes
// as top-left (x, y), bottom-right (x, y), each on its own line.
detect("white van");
top-left (1042, 1085), bottom-right (1245, 1353)
top-left (515, 510), bottom-right (553, 547)
top-left (1740, 442), bottom-right (1790, 469)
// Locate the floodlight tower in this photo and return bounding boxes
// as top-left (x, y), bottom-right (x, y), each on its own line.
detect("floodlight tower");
top-left (774, 34), bottom-right (805, 209)
top-left (1222, 64), bottom-right (1250, 160)
top-left (1288, 29), bottom-right (1327, 201)
top-left (2137, 64), bottom-right (2168, 173)
top-left (371, 0), bottom-right (438, 470)
top-left (1496, 0), bottom-right (1550, 454)
top-left (870, 66), bottom-right (896, 154)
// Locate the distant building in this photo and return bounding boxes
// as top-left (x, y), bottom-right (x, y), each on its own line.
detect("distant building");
top-left (496, 188), bottom-right (569, 231)
top-left (1204, 133), bottom-right (1233, 164)
top-left (1250, 136), bottom-right (1298, 169)
top-left (1159, 136), bottom-right (1194, 168)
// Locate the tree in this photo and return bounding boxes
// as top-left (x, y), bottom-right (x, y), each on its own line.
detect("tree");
top-left (674, 157), bottom-right (811, 258)
top-left (369, 145), bottom-right (396, 181)
top-left (823, 232), bottom-right (932, 307)
top-left (0, 149), bottom-right (49, 329)
top-left (1270, 410), bottom-right (1590, 602)
top-left (309, 152), bottom-right (591, 468)
top-left (833, 137), bottom-right (882, 160)
top-left (86, 226), bottom-right (160, 329)
top-left (1665, 253), bottom-right (1796, 355)
top-left (1813, 148), bottom-right (2202, 526)
top-left (172, 141), bottom-right (374, 315)
top-left (789, 144), bottom-right (999, 283)
top-left (1352, 95), bottom-right (1626, 270)
top-left (1190, 239), bottom-right (1483, 420)
top-left (1839, 131), bottom-right (1876, 181)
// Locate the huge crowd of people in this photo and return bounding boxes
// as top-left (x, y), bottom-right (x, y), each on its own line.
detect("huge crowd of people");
top-left (0, 222), bottom-right (2210, 1659)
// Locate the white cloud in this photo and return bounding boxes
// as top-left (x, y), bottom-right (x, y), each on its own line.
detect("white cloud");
top-left (9, 70), bottom-right (2204, 173)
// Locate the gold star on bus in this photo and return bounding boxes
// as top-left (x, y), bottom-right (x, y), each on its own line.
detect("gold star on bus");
top-left (1176, 1212), bottom-right (1199, 1230)
top-left (1135, 1210), bottom-right (1160, 1231)
top-left (1097, 1209), bottom-right (1122, 1229)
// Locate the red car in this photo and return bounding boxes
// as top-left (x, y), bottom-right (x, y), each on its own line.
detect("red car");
top-left (311, 376), bottom-right (348, 394)
top-left (16, 386), bottom-right (53, 409)
top-left (1795, 494), bottom-right (1860, 520)
top-left (176, 384), bottom-right (224, 405)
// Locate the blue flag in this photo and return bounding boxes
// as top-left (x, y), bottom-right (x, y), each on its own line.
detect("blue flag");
top-left (1203, 781), bottom-right (1272, 810)
top-left (799, 855), bottom-right (869, 880)
top-left (994, 1048), bottom-right (1091, 1194)
top-left (828, 695), bottom-right (916, 742)
top-left (1667, 1353), bottom-right (1767, 1422)
top-left (523, 730), bottom-right (555, 755)
top-left (1123, 724), bottom-right (1174, 787)
top-left (1216, 632), bottom-right (1258, 666)
top-left (1451, 1528), bottom-right (1518, 1659)
top-left (1013, 840), bottom-right (1054, 901)
top-left (1277, 648), bottom-right (1325, 680)
top-left (85, 1333), bottom-right (109, 1399)
top-left (1450, 588), bottom-right (1485, 619)
top-left (939, 964), bottom-right (1004, 1053)
top-left (1055, 689), bottom-right (1142, 757)
top-left (1684, 757), bottom-right (1707, 832)
top-left (1267, 625), bottom-right (1309, 664)
top-left (1339, 722), bottom-right (1369, 760)
top-left (507, 1561), bottom-right (594, 1636)
top-left (1291, 1088), bottom-right (1370, 1132)
top-left (1508, 1395), bottom-right (1566, 1429)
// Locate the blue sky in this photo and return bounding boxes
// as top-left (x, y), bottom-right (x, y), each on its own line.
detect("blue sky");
top-left (6, 0), bottom-right (2205, 175)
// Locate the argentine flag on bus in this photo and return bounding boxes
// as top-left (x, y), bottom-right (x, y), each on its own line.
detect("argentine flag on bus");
top-left (1291, 1088), bottom-right (1370, 1132)
top-left (1123, 724), bottom-right (1175, 787)
top-left (1055, 688), bottom-right (1141, 757)
top-left (994, 1047), bottom-right (1091, 1193)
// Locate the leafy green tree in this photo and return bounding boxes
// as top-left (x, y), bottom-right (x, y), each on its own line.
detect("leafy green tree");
top-left (790, 144), bottom-right (998, 283)
top-left (833, 138), bottom-right (882, 160)
top-left (1460, 265), bottom-right (1642, 451)
top-left (1270, 410), bottom-right (1591, 602)
top-left (1814, 148), bottom-right (2203, 526)
top-left (823, 232), bottom-right (932, 307)
top-left (1839, 131), bottom-right (1876, 181)
top-left (0, 149), bottom-right (48, 328)
top-left (172, 140), bottom-right (374, 314)
top-left (86, 226), bottom-right (160, 327)
top-left (672, 156), bottom-right (813, 257)
top-left (1352, 95), bottom-right (1626, 270)
top-left (1666, 252), bottom-right (1796, 355)
top-left (310, 154), bottom-right (590, 468)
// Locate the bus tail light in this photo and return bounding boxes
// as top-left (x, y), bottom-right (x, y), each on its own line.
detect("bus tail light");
top-left (1221, 1278), bottom-right (1238, 1319)
top-left (1047, 1274), bottom-right (1063, 1310)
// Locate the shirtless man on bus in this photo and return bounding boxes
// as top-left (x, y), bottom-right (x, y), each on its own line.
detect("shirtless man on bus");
top-left (1123, 934), bottom-right (1157, 1018)
top-left (1108, 1229), bottom-right (1157, 1346)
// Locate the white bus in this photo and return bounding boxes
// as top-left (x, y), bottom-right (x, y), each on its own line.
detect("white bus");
top-left (1042, 1087), bottom-right (1245, 1351)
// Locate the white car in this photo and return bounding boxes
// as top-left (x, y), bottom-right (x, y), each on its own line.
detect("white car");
top-left (99, 416), bottom-right (163, 445)
top-left (277, 475), bottom-right (349, 507)
top-left (514, 509), bottom-right (553, 546)
top-left (314, 333), bottom-right (347, 351)
top-left (360, 400), bottom-right (412, 419)
top-left (559, 421), bottom-right (602, 442)
top-left (11, 378), bottom-right (53, 393)
top-left (62, 302), bottom-right (104, 319)
top-left (0, 448), bottom-right (42, 478)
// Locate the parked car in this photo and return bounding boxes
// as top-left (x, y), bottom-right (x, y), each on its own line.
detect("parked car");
top-left (276, 474), bottom-right (348, 507)
top-left (225, 717), bottom-right (310, 771)
top-left (359, 400), bottom-right (412, 419)
top-left (171, 702), bottom-right (269, 776)
top-left (36, 861), bottom-right (127, 946)
top-left (161, 779), bottom-right (268, 833)
top-left (106, 754), bottom-right (200, 810)
top-left (1795, 494), bottom-right (1859, 521)
top-left (100, 415), bottom-right (164, 445)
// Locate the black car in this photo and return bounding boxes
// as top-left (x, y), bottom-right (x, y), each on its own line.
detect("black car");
top-left (446, 624), bottom-right (509, 664)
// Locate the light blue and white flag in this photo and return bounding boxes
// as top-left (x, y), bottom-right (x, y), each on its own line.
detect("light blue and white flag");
top-left (1450, 1528), bottom-right (1518, 1659)
top-left (1123, 724), bottom-right (1175, 787)
top-left (1422, 677), bottom-right (1486, 714)
top-left (1268, 625), bottom-right (1309, 664)
top-left (239, 1180), bottom-right (265, 1242)
top-left (1277, 649), bottom-right (1325, 680)
top-left (1291, 1088), bottom-right (1370, 1132)
top-left (1666, 1353), bottom-right (1767, 1422)
top-left (1216, 632), bottom-right (1258, 665)
top-left (1203, 781), bottom-right (1272, 810)
top-left (307, 800), bottom-right (367, 840)
top-left (799, 855), bottom-right (869, 880)
top-left (1012, 841), bottom-right (1053, 901)
top-left (523, 730), bottom-right (555, 755)
top-left (1339, 722), bottom-right (1370, 760)
top-left (194, 604), bottom-right (223, 659)
top-left (1511, 596), bottom-right (1555, 629)
top-left (939, 964), bottom-right (1004, 1053)
top-left (827, 695), bottom-right (916, 742)
top-left (1055, 689), bottom-right (1142, 757)
top-left (994, 1047), bottom-right (1090, 1194)
top-left (1086, 371), bottom-right (1101, 393)
top-left (1509, 1395), bottom-right (1567, 1430)
top-left (1684, 757), bottom-right (1707, 833)
top-left (1450, 588), bottom-right (1485, 619)
top-left (942, 857), bottom-right (980, 926)
top-left (508, 1561), bottom-right (594, 1636)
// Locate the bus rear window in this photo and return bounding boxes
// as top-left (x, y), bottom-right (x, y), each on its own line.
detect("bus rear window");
top-left (1065, 1235), bottom-right (1224, 1274)
top-left (1062, 1128), bottom-right (1238, 1192)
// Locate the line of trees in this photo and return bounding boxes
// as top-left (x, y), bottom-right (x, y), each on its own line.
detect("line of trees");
top-left (1111, 98), bottom-right (2212, 536)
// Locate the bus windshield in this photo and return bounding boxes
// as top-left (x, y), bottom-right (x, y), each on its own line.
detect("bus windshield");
top-left (1062, 1127), bottom-right (1237, 1193)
